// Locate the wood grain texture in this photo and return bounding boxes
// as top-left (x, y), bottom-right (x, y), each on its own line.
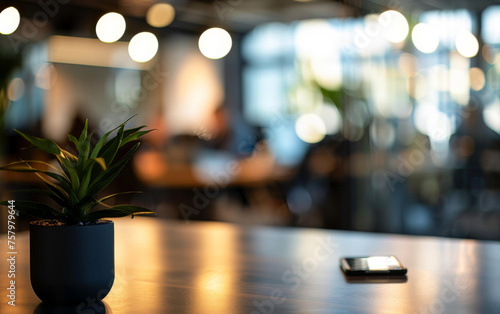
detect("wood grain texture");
top-left (1, 217), bottom-right (499, 313)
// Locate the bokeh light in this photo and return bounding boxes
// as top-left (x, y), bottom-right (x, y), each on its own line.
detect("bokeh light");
top-left (427, 111), bottom-right (454, 142)
top-left (295, 20), bottom-right (337, 59)
top-left (379, 10), bottom-right (409, 43)
top-left (35, 63), bottom-right (58, 90)
top-left (198, 28), bottom-right (232, 59)
top-left (406, 73), bottom-right (427, 99)
top-left (96, 12), bottom-right (126, 43)
top-left (482, 45), bottom-right (496, 64)
top-left (430, 65), bottom-right (450, 92)
top-left (0, 6), bottom-right (20, 35)
top-left (146, 3), bottom-right (175, 28)
top-left (316, 104), bottom-right (341, 135)
top-left (128, 32), bottom-right (159, 63)
top-left (295, 113), bottom-right (326, 143)
top-left (398, 53), bottom-right (419, 76)
top-left (7, 78), bottom-right (25, 101)
top-left (414, 103), bottom-right (455, 141)
top-left (483, 99), bottom-right (500, 135)
top-left (455, 30), bottom-right (479, 58)
top-left (449, 53), bottom-right (471, 106)
top-left (470, 67), bottom-right (485, 91)
top-left (311, 61), bottom-right (342, 90)
top-left (412, 23), bottom-right (439, 53)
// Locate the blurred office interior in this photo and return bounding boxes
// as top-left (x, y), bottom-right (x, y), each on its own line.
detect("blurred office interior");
top-left (1, 0), bottom-right (500, 240)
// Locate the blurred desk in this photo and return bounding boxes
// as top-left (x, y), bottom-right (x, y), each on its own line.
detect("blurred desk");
top-left (1, 217), bottom-right (499, 313)
top-left (133, 150), bottom-right (295, 188)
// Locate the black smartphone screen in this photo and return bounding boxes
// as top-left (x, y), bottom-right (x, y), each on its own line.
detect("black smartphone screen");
top-left (340, 256), bottom-right (407, 275)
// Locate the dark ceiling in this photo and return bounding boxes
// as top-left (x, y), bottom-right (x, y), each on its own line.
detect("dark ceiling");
top-left (5, 0), bottom-right (500, 38)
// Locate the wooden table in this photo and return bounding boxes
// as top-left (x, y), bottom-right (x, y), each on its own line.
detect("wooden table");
top-left (1, 217), bottom-right (499, 313)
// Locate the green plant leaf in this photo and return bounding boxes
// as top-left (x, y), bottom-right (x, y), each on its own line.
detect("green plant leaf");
top-left (68, 134), bottom-right (79, 149)
top-left (78, 159), bottom-right (102, 198)
top-left (76, 196), bottom-right (100, 214)
top-left (78, 174), bottom-right (91, 200)
top-left (101, 125), bottom-right (154, 150)
top-left (89, 135), bottom-right (108, 160)
top-left (0, 200), bottom-right (64, 220)
top-left (78, 157), bottom-right (107, 200)
top-left (61, 149), bottom-right (78, 163)
top-left (15, 129), bottom-right (61, 155)
top-left (55, 150), bottom-right (77, 181)
top-left (56, 155), bottom-right (80, 192)
top-left (122, 125), bottom-right (145, 137)
top-left (77, 132), bottom-right (92, 175)
top-left (84, 157), bottom-right (106, 171)
top-left (78, 119), bottom-right (89, 142)
top-left (100, 125), bottom-right (124, 166)
top-left (98, 191), bottom-right (142, 203)
top-left (0, 164), bottom-right (72, 189)
top-left (86, 143), bottom-right (140, 197)
top-left (18, 160), bottom-right (81, 209)
top-left (121, 130), bottom-right (154, 146)
top-left (120, 126), bottom-right (147, 141)
top-left (93, 191), bottom-right (143, 211)
top-left (90, 116), bottom-right (136, 159)
top-left (10, 189), bottom-right (69, 208)
top-left (33, 170), bottom-right (80, 209)
top-left (93, 125), bottom-right (124, 186)
top-left (0, 160), bottom-right (68, 178)
top-left (86, 205), bottom-right (155, 221)
top-left (33, 171), bottom-right (70, 200)
top-left (80, 201), bottom-right (99, 217)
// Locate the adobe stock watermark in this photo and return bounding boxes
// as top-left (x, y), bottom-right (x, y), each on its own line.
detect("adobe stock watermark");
top-left (384, 96), bottom-right (483, 193)
top-left (178, 108), bottom-right (290, 222)
top-left (178, 160), bottom-right (240, 222)
top-left (55, 63), bottom-right (167, 158)
top-left (251, 236), bottom-right (338, 314)
top-left (384, 136), bottom-right (432, 192)
top-left (6, 200), bottom-right (18, 307)
top-left (212, 0), bottom-right (243, 21)
top-left (8, 0), bottom-right (70, 52)
top-left (74, 266), bottom-right (136, 313)
top-left (75, 268), bottom-right (115, 314)
top-left (237, 108), bottom-right (289, 155)
top-left (98, 63), bottom-right (168, 136)
top-left (339, 0), bottom-right (401, 54)
top-left (212, 0), bottom-right (366, 23)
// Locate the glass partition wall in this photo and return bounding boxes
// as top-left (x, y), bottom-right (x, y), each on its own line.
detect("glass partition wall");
top-left (241, 9), bottom-right (500, 239)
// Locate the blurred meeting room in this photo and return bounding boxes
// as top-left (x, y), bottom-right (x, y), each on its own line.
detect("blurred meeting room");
top-left (1, 0), bottom-right (500, 241)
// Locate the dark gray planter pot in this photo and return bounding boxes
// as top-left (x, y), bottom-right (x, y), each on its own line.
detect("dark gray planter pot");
top-left (29, 220), bottom-right (115, 306)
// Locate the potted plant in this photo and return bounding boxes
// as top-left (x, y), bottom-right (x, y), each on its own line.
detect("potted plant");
top-left (0, 117), bottom-right (155, 306)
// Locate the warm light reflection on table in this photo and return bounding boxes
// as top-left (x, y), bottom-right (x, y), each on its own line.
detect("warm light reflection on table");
top-left (1, 217), bottom-right (499, 313)
top-left (193, 224), bottom-right (238, 313)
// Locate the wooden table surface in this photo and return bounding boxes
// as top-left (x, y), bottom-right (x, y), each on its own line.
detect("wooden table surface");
top-left (1, 217), bottom-right (499, 314)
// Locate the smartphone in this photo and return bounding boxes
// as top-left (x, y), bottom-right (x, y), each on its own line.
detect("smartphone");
top-left (340, 256), bottom-right (407, 276)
